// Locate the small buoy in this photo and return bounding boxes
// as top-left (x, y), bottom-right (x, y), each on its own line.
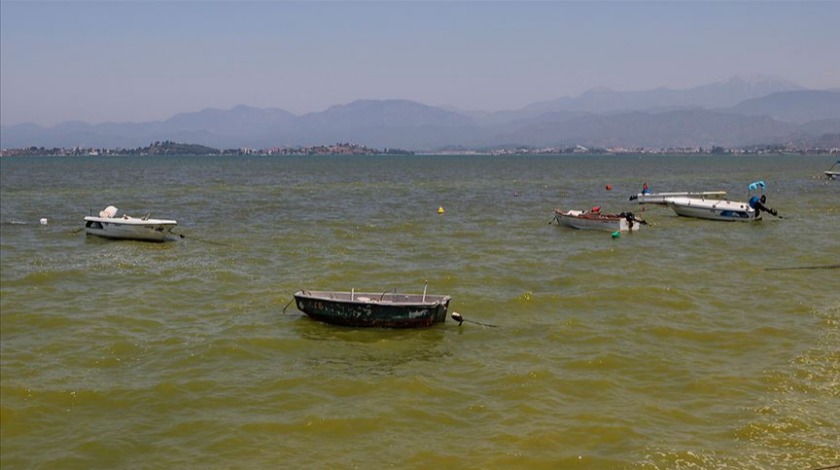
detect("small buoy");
top-left (437, 206), bottom-right (445, 215)
top-left (611, 231), bottom-right (620, 238)
top-left (605, 184), bottom-right (613, 191)
top-left (40, 218), bottom-right (48, 225)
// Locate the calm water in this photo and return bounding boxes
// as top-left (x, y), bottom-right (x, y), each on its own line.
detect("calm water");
top-left (1, 154), bottom-right (838, 469)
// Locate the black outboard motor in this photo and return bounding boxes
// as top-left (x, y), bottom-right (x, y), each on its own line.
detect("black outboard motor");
top-left (619, 211), bottom-right (647, 226)
top-left (750, 195), bottom-right (779, 217)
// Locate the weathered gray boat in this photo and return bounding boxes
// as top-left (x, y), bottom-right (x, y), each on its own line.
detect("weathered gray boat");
top-left (293, 288), bottom-right (452, 328)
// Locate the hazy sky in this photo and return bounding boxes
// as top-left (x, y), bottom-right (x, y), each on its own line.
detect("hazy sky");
top-left (1, 1), bottom-right (838, 126)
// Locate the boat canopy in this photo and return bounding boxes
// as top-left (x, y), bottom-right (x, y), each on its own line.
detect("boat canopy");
top-left (748, 181), bottom-right (766, 191)
top-left (99, 206), bottom-right (119, 218)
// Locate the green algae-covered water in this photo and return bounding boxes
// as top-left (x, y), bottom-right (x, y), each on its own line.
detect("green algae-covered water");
top-left (1, 154), bottom-right (838, 469)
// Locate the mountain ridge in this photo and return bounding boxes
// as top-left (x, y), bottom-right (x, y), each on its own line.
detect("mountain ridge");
top-left (2, 77), bottom-right (838, 151)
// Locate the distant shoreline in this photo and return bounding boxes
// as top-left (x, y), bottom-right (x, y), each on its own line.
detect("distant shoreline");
top-left (2, 145), bottom-right (837, 158)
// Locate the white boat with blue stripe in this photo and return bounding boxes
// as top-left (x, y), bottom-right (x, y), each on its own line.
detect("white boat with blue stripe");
top-left (664, 197), bottom-right (760, 221)
top-left (664, 181), bottom-right (780, 222)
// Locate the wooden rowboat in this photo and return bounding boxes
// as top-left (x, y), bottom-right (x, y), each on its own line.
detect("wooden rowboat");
top-left (293, 288), bottom-right (451, 328)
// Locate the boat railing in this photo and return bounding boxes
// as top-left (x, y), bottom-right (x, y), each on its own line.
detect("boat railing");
top-left (380, 288), bottom-right (396, 301)
top-left (300, 290), bottom-right (448, 305)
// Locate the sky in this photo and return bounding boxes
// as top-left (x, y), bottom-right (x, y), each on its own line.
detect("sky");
top-left (1, 1), bottom-right (839, 127)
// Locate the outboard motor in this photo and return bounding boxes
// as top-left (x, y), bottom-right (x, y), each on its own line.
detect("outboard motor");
top-left (620, 211), bottom-right (647, 226)
top-left (750, 195), bottom-right (778, 217)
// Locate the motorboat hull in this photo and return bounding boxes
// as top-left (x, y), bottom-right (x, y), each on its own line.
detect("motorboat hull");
top-left (293, 290), bottom-right (451, 328)
top-left (554, 209), bottom-right (642, 232)
top-left (825, 160), bottom-right (840, 180)
top-left (664, 197), bottom-right (760, 221)
top-left (84, 216), bottom-right (178, 241)
top-left (630, 191), bottom-right (726, 205)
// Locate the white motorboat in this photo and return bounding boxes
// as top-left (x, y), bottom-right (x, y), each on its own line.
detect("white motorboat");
top-left (629, 190), bottom-right (727, 205)
top-left (553, 208), bottom-right (646, 232)
top-left (84, 206), bottom-right (178, 242)
top-left (825, 159), bottom-right (840, 180)
top-left (664, 197), bottom-right (760, 221)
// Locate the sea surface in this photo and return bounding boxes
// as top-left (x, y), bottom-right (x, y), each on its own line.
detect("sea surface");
top-left (1, 154), bottom-right (838, 469)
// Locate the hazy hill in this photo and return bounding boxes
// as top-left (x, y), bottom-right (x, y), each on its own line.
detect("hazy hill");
top-left (298, 99), bottom-right (473, 128)
top-left (725, 90), bottom-right (840, 123)
top-left (2, 77), bottom-right (838, 151)
top-left (488, 109), bottom-right (801, 149)
top-left (283, 100), bottom-right (485, 149)
top-left (480, 75), bottom-right (804, 124)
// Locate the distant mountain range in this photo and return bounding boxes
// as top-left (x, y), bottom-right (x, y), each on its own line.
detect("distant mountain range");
top-left (3, 76), bottom-right (839, 150)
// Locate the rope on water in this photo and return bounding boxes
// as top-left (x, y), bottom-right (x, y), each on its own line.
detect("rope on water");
top-left (173, 232), bottom-right (231, 246)
top-left (451, 312), bottom-right (497, 328)
top-left (765, 264), bottom-right (840, 271)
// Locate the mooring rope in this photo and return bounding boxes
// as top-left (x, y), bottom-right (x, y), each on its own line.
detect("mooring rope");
top-left (451, 312), bottom-right (498, 327)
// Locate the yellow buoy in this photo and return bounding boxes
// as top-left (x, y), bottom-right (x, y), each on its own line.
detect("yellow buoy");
top-left (437, 206), bottom-right (445, 215)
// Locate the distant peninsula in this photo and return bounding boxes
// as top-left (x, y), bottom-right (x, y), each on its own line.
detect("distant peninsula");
top-left (0, 141), bottom-right (416, 157)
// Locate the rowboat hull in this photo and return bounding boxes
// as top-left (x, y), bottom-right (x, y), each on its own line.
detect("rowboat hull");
top-left (553, 209), bottom-right (643, 232)
top-left (293, 290), bottom-right (451, 328)
top-left (84, 216), bottom-right (178, 241)
top-left (630, 191), bottom-right (726, 205)
top-left (664, 197), bottom-right (760, 222)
